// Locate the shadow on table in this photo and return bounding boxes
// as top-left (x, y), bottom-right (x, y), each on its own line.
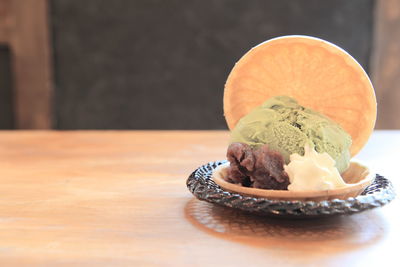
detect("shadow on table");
top-left (184, 198), bottom-right (386, 254)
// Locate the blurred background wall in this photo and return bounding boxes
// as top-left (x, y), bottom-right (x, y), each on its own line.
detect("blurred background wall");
top-left (0, 0), bottom-right (398, 130)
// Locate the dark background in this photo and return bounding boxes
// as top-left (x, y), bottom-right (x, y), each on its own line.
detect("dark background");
top-left (0, 0), bottom-right (374, 129)
top-left (0, 46), bottom-right (13, 128)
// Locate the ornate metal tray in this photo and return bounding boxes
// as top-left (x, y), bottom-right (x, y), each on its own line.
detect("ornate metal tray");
top-left (186, 161), bottom-right (396, 218)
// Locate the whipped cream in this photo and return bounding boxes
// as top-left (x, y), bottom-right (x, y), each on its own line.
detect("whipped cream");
top-left (284, 143), bottom-right (348, 191)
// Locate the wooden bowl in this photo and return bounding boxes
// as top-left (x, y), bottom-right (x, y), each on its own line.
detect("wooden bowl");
top-left (212, 161), bottom-right (374, 201)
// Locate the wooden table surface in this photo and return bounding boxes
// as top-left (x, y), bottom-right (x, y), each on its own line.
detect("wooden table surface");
top-left (0, 130), bottom-right (398, 266)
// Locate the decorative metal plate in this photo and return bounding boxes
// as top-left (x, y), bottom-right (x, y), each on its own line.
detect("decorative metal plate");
top-left (186, 161), bottom-right (396, 218)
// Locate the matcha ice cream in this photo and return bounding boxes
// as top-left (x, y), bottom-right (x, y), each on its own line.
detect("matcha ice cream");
top-left (229, 96), bottom-right (352, 173)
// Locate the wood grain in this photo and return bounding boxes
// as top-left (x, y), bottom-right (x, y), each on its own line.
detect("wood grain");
top-left (0, 0), bottom-right (10, 44)
top-left (9, 0), bottom-right (53, 129)
top-left (371, 0), bottom-right (400, 129)
top-left (0, 130), bottom-right (398, 266)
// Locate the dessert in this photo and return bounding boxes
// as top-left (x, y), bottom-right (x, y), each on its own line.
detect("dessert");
top-left (223, 36), bottom-right (376, 156)
top-left (229, 95), bottom-right (351, 173)
top-left (284, 143), bottom-right (348, 191)
top-left (226, 142), bottom-right (290, 190)
top-left (214, 35), bottom-right (377, 199)
top-left (225, 96), bottom-right (352, 191)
